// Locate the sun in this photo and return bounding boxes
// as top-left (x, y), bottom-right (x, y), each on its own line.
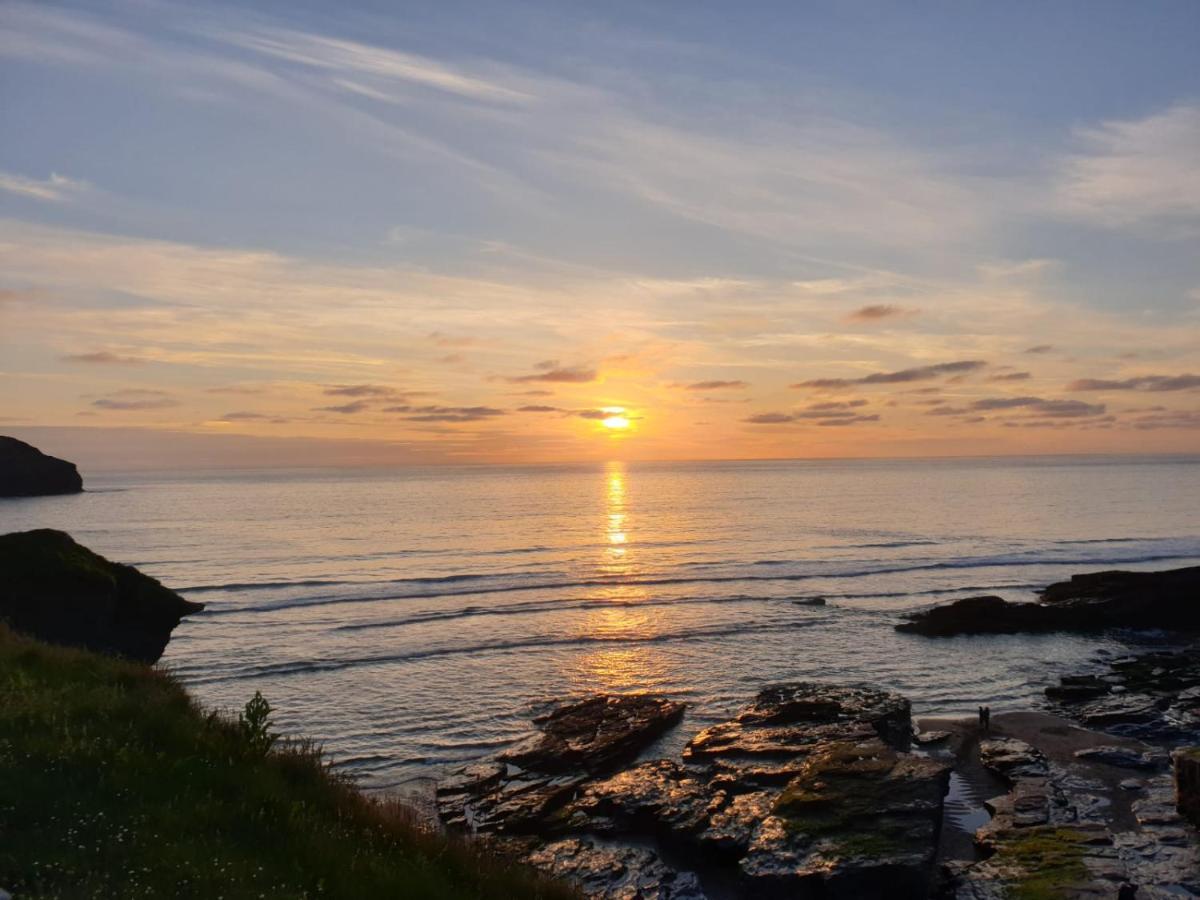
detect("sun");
top-left (600, 407), bottom-right (631, 430)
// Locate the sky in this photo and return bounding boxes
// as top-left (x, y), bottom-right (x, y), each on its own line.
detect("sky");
top-left (1, 0), bottom-right (1199, 469)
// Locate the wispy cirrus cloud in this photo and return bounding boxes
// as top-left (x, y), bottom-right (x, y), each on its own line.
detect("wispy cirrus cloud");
top-left (219, 27), bottom-right (533, 104)
top-left (0, 170), bottom-right (89, 202)
top-left (1056, 102), bottom-right (1200, 231)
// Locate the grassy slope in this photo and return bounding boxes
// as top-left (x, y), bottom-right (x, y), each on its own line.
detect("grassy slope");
top-left (0, 625), bottom-right (574, 899)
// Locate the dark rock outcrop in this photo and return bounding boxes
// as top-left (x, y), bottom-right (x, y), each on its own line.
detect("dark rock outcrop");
top-left (1045, 643), bottom-right (1200, 743)
top-left (439, 684), bottom-right (950, 899)
top-left (1176, 748), bottom-right (1200, 827)
top-left (499, 694), bottom-right (686, 776)
top-left (0, 436), bottom-right (83, 497)
top-left (0, 529), bottom-right (202, 663)
top-left (896, 565), bottom-right (1200, 637)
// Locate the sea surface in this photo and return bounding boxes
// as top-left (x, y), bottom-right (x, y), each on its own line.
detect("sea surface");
top-left (4, 455), bottom-right (1199, 795)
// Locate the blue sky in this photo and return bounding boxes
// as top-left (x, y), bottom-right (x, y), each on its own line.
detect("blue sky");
top-left (1, 1), bottom-right (1198, 466)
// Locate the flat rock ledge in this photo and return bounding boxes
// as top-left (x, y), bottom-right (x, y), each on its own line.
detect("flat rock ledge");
top-left (438, 684), bottom-right (950, 899)
top-left (896, 565), bottom-right (1200, 637)
top-left (939, 725), bottom-right (1200, 898)
top-left (1044, 642), bottom-right (1200, 744)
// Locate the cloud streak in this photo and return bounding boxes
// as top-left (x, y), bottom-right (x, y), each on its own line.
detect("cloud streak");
top-left (792, 360), bottom-right (986, 390)
top-left (1068, 374), bottom-right (1200, 392)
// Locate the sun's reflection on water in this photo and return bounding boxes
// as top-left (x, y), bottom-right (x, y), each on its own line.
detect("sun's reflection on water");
top-left (567, 462), bottom-right (673, 693)
top-left (604, 462), bottom-right (629, 570)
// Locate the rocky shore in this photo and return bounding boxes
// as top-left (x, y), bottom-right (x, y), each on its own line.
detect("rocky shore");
top-left (434, 559), bottom-right (1200, 897)
top-left (896, 566), bottom-right (1200, 636)
top-left (438, 683), bottom-right (952, 898)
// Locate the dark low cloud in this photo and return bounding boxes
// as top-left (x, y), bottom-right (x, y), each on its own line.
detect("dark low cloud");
top-left (63, 351), bottom-right (146, 365)
top-left (1025, 345), bottom-right (1054, 354)
top-left (221, 411), bottom-right (290, 424)
top-left (792, 360), bottom-right (985, 390)
top-left (807, 400), bottom-right (868, 411)
top-left (207, 385), bottom-right (265, 395)
top-left (315, 401), bottom-right (372, 414)
top-left (506, 363), bottom-right (597, 383)
top-left (744, 402), bottom-right (877, 426)
top-left (989, 371), bottom-right (1031, 382)
top-left (925, 396), bottom-right (1107, 420)
top-left (817, 414), bottom-right (879, 426)
top-left (846, 304), bottom-right (911, 322)
top-left (683, 380), bottom-right (749, 391)
top-left (970, 396), bottom-right (1044, 411)
top-left (1067, 374), bottom-right (1200, 392)
top-left (402, 405), bottom-right (506, 423)
top-left (91, 389), bottom-right (177, 411)
top-left (518, 405), bottom-right (561, 413)
top-left (323, 384), bottom-right (403, 398)
top-left (576, 409), bottom-right (610, 420)
top-left (744, 412), bottom-right (795, 424)
top-left (1130, 410), bottom-right (1200, 430)
top-left (971, 396), bottom-right (1107, 417)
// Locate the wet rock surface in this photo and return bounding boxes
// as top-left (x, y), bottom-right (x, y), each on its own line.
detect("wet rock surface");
top-left (439, 684), bottom-right (950, 898)
top-left (937, 714), bottom-right (1200, 898)
top-left (1045, 642), bottom-right (1200, 744)
top-left (897, 565), bottom-right (1200, 636)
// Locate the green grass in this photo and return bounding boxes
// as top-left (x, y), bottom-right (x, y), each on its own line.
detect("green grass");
top-left (0, 624), bottom-right (576, 900)
top-left (1000, 827), bottom-right (1090, 900)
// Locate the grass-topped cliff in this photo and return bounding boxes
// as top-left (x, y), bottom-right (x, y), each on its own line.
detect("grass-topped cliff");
top-left (0, 623), bottom-right (574, 899)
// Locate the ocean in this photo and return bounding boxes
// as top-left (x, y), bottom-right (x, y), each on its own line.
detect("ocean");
top-left (4, 454), bottom-right (1198, 795)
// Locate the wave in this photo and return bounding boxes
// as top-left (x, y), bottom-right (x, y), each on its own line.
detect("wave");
top-left (192, 550), bottom-right (1200, 617)
top-left (181, 619), bottom-right (821, 684)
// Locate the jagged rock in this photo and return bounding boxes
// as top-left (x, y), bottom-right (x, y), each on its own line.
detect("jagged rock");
top-left (0, 529), bottom-right (202, 663)
top-left (563, 760), bottom-right (710, 838)
top-left (896, 565), bottom-right (1200, 636)
top-left (742, 738), bottom-right (950, 897)
top-left (1077, 694), bottom-right (1162, 728)
top-left (524, 838), bottom-right (706, 900)
top-left (438, 684), bottom-right (949, 899)
top-left (1045, 674), bottom-right (1112, 702)
top-left (685, 683), bottom-right (913, 766)
top-left (1073, 746), bottom-right (1160, 770)
top-left (915, 729), bottom-right (952, 745)
top-left (0, 436), bottom-right (83, 497)
top-left (499, 694), bottom-right (686, 775)
top-left (1176, 748), bottom-right (1200, 828)
top-left (1047, 643), bottom-right (1200, 743)
top-left (979, 738), bottom-right (1048, 781)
